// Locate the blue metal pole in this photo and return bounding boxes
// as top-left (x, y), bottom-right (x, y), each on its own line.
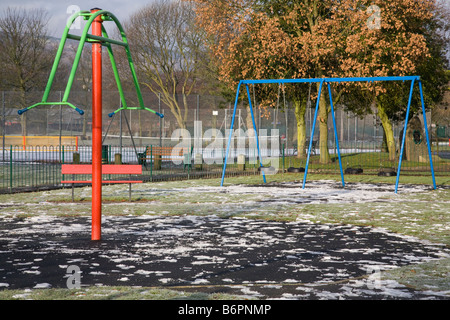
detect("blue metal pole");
top-left (395, 78), bottom-right (416, 193)
top-left (327, 83), bottom-right (345, 187)
top-left (241, 76), bottom-right (420, 86)
top-left (245, 84), bottom-right (266, 183)
top-left (221, 81), bottom-right (242, 186)
top-left (303, 80), bottom-right (324, 189)
top-left (418, 81), bottom-right (436, 190)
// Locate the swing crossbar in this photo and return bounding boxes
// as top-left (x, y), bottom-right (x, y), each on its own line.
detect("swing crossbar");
top-left (240, 76), bottom-right (420, 85)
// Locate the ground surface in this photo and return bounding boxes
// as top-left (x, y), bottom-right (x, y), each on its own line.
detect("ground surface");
top-left (0, 176), bottom-right (449, 300)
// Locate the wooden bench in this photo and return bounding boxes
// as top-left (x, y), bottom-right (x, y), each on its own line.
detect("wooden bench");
top-left (307, 140), bottom-right (318, 155)
top-left (61, 164), bottom-right (143, 201)
top-left (140, 146), bottom-right (193, 170)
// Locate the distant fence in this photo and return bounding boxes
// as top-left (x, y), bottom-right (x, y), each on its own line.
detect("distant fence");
top-left (284, 140), bottom-right (450, 176)
top-left (0, 140), bottom-right (448, 193)
top-left (0, 136), bottom-right (78, 151)
top-left (0, 144), bottom-right (261, 192)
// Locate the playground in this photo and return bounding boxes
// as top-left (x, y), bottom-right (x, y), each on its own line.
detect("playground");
top-left (0, 7), bottom-right (449, 301)
top-left (0, 175), bottom-right (449, 300)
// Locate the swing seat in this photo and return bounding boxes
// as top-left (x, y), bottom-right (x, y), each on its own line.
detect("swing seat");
top-left (378, 169), bottom-right (396, 177)
top-left (287, 167), bottom-right (305, 173)
top-left (345, 167), bottom-right (363, 174)
top-left (257, 166), bottom-right (277, 174)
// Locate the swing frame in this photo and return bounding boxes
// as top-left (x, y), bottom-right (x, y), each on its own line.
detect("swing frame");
top-left (220, 76), bottom-right (436, 193)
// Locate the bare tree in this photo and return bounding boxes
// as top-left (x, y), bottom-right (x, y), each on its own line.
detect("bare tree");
top-left (430, 0), bottom-right (450, 130)
top-left (125, 0), bottom-right (206, 129)
top-left (436, 0), bottom-right (450, 64)
top-left (0, 7), bottom-right (54, 135)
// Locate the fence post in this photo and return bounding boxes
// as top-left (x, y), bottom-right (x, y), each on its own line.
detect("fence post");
top-left (150, 145), bottom-right (153, 181)
top-left (2, 92), bottom-right (5, 160)
top-left (9, 146), bottom-right (12, 191)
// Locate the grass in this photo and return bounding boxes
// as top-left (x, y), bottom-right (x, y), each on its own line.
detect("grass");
top-left (0, 286), bottom-right (249, 300)
top-left (383, 258), bottom-right (450, 292)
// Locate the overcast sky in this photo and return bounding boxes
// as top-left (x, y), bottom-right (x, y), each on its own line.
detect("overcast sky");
top-left (0, 0), bottom-right (154, 37)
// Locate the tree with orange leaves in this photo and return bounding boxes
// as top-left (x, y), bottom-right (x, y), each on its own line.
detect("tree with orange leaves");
top-left (189, 0), bottom-right (335, 161)
top-left (330, 0), bottom-right (447, 161)
top-left (188, 0), bottom-right (448, 163)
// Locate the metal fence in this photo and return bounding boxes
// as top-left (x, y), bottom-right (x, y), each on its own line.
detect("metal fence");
top-left (0, 144), bottom-right (263, 192)
top-left (1, 90), bottom-right (449, 193)
top-left (0, 139), bottom-right (448, 193)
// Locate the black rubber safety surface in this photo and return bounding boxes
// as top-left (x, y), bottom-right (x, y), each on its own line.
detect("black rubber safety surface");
top-left (0, 215), bottom-right (448, 299)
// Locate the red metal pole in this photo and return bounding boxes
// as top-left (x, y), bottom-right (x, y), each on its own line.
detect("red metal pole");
top-left (91, 8), bottom-right (103, 241)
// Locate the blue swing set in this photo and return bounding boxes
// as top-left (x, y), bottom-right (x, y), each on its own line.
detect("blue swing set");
top-left (220, 76), bottom-right (436, 193)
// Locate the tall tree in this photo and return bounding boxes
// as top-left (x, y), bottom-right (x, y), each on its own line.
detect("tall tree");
top-left (125, 0), bottom-right (207, 129)
top-left (333, 0), bottom-right (448, 160)
top-left (431, 1), bottom-right (450, 128)
top-left (189, 0), bottom-right (448, 163)
top-left (0, 7), bottom-right (54, 135)
top-left (188, 0), bottom-right (345, 162)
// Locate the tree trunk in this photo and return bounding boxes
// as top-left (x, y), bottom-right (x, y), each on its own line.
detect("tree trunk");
top-left (377, 101), bottom-right (396, 161)
top-left (20, 90), bottom-right (27, 137)
top-left (82, 110), bottom-right (88, 138)
top-left (182, 92), bottom-right (189, 129)
top-left (149, 86), bottom-right (186, 130)
top-left (293, 98), bottom-right (306, 159)
top-left (246, 104), bottom-right (254, 137)
top-left (21, 113), bottom-right (27, 137)
top-left (318, 83), bottom-right (331, 164)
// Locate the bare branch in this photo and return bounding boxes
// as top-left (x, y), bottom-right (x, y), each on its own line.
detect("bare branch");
top-left (125, 0), bottom-right (207, 129)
